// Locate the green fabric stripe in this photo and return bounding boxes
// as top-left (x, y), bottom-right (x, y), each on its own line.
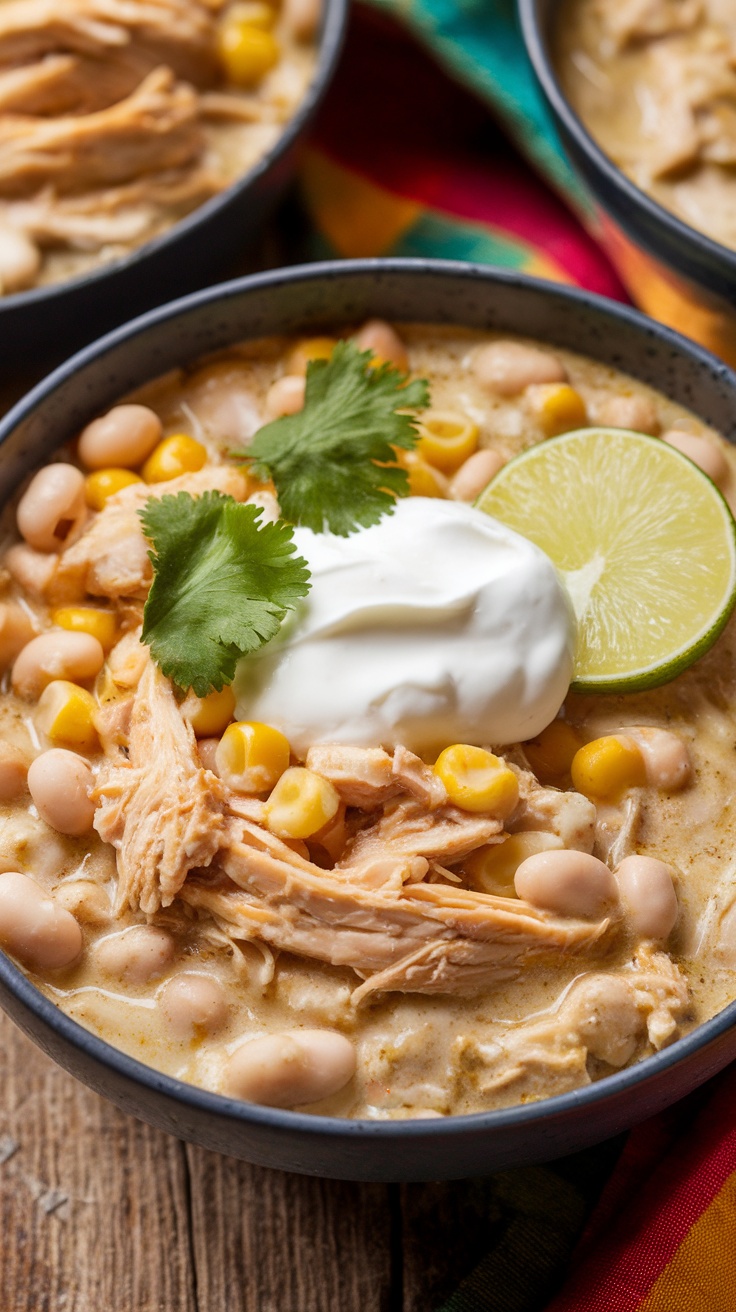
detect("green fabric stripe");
top-left (391, 211), bottom-right (532, 267)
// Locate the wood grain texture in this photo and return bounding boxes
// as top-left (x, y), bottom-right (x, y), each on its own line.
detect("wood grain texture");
top-left (0, 1011), bottom-right (404, 1312)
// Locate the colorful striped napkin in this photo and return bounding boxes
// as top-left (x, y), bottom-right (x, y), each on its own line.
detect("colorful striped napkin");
top-left (303, 3), bottom-right (626, 299)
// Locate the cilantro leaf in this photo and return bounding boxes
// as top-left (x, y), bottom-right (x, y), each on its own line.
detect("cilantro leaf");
top-left (139, 491), bottom-right (310, 697)
top-left (237, 340), bottom-right (430, 535)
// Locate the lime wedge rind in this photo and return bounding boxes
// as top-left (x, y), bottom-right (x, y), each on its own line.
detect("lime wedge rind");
top-left (474, 427), bottom-right (736, 694)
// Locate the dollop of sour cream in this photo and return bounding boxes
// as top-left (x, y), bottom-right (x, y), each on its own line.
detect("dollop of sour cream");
top-left (234, 498), bottom-right (574, 755)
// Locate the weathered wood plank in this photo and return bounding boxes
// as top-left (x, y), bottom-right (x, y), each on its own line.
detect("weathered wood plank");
top-left (0, 1011), bottom-right (197, 1312)
top-left (400, 1179), bottom-right (505, 1312)
top-left (185, 1142), bottom-right (394, 1312)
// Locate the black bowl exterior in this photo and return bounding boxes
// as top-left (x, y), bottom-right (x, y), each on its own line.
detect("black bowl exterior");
top-left (0, 0), bottom-right (347, 379)
top-left (518, 0), bottom-right (736, 368)
top-left (2, 258), bottom-right (736, 1180)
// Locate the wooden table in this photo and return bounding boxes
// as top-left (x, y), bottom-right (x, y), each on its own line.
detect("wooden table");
top-left (0, 1008), bottom-right (510, 1311)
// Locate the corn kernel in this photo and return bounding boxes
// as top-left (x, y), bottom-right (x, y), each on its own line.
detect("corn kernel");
top-left (397, 450), bottom-right (448, 498)
top-left (181, 686), bottom-right (236, 739)
top-left (217, 13), bottom-right (280, 85)
top-left (286, 337), bottom-right (338, 377)
top-left (526, 383), bottom-right (588, 438)
top-left (524, 720), bottom-right (583, 782)
top-left (434, 745), bottom-right (520, 817)
top-left (51, 606), bottom-right (118, 653)
top-left (465, 831), bottom-right (564, 895)
top-left (142, 434), bottom-right (207, 484)
top-left (215, 721), bottom-right (290, 793)
top-left (571, 735), bottom-right (646, 801)
top-left (416, 411), bottom-right (479, 473)
top-left (264, 766), bottom-right (340, 839)
top-left (85, 467), bottom-right (143, 510)
top-left (35, 680), bottom-right (99, 752)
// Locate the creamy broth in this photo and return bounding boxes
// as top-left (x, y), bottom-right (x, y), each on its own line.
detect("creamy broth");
top-left (556, 0), bottom-right (736, 251)
top-left (0, 0), bottom-right (318, 295)
top-left (1, 321), bottom-right (735, 1119)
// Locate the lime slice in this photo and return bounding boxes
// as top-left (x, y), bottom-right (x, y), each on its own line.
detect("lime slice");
top-left (475, 427), bottom-right (736, 692)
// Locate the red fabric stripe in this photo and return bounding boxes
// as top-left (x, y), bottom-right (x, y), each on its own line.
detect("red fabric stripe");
top-left (547, 1068), bottom-right (736, 1311)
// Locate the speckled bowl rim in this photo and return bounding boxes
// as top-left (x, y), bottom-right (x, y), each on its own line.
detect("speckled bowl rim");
top-left (517, 0), bottom-right (736, 282)
top-left (1, 255), bottom-right (736, 1149)
top-left (0, 0), bottom-right (347, 313)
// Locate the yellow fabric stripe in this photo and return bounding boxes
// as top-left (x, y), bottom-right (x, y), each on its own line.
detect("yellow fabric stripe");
top-left (301, 151), bottom-right (420, 256)
top-left (640, 1171), bottom-right (736, 1312)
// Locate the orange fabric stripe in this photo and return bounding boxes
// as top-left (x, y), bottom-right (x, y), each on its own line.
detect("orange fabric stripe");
top-left (640, 1171), bottom-right (736, 1312)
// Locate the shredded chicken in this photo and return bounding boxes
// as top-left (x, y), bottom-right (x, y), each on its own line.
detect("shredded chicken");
top-left (175, 811), bottom-right (616, 1000)
top-left (0, 68), bottom-right (203, 197)
top-left (452, 948), bottom-right (689, 1097)
top-left (0, 0), bottom-right (222, 90)
top-left (52, 464), bottom-right (247, 602)
top-left (92, 660), bottom-right (227, 914)
top-left (508, 767), bottom-right (597, 852)
top-left (304, 743), bottom-right (447, 810)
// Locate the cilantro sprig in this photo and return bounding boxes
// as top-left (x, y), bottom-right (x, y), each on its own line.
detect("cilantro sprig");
top-left (139, 491), bottom-right (310, 696)
top-left (236, 341), bottom-right (430, 535)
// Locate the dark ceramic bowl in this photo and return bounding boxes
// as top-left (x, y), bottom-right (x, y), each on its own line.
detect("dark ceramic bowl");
top-left (0, 0), bottom-right (346, 379)
top-left (1, 258), bottom-right (736, 1181)
top-left (518, 0), bottom-right (736, 369)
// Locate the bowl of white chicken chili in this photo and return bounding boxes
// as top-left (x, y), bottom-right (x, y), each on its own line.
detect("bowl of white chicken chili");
top-left (0, 0), bottom-right (346, 374)
top-left (518, 0), bottom-right (736, 369)
top-left (1, 258), bottom-right (736, 1181)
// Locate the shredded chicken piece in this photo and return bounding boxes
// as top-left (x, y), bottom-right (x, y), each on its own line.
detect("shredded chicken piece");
top-left (507, 767), bottom-right (597, 852)
top-left (305, 744), bottom-right (397, 808)
top-left (0, 0), bottom-right (222, 89)
top-left (178, 812), bottom-right (615, 999)
top-left (452, 948), bottom-right (689, 1097)
top-left (391, 745), bottom-right (447, 809)
top-left (52, 463), bottom-right (247, 602)
top-left (604, 0), bottom-right (703, 48)
top-left (0, 67), bottom-right (203, 198)
top-left (92, 660), bottom-right (226, 914)
top-left (305, 743), bottom-right (447, 811)
top-left (0, 166), bottom-right (221, 250)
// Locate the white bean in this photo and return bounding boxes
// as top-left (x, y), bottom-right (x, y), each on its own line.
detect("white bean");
top-left (159, 973), bottom-right (229, 1039)
top-left (449, 449), bottom-right (505, 501)
top-left (0, 602), bottom-right (36, 670)
top-left (354, 319), bottom-right (408, 371)
top-left (264, 374), bottom-right (306, 418)
top-left (0, 871), bottom-right (82, 972)
top-left (5, 543), bottom-right (58, 599)
top-left (564, 974), bottom-right (641, 1066)
top-left (78, 404), bottom-right (162, 470)
top-left (94, 926), bottom-right (175, 985)
top-left (0, 744), bottom-right (28, 801)
top-left (472, 341), bottom-right (567, 396)
top-left (662, 430), bottom-right (728, 487)
top-left (12, 630), bottom-right (104, 700)
top-left (27, 749), bottom-right (94, 836)
top-left (628, 727), bottom-right (691, 791)
top-left (54, 879), bottom-right (111, 926)
top-left (17, 464), bottom-right (87, 553)
top-left (283, 0), bottom-right (322, 40)
top-left (514, 849), bottom-right (617, 918)
top-left (0, 225), bottom-right (40, 294)
top-left (594, 394), bottom-right (659, 435)
top-left (615, 855), bottom-right (678, 941)
top-left (223, 1029), bottom-right (356, 1106)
